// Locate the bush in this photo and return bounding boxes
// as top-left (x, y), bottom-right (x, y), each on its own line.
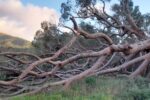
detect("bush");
top-left (84, 76), bottom-right (96, 86)
top-left (117, 77), bottom-right (150, 100)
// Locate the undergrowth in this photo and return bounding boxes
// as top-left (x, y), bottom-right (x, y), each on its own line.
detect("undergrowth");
top-left (8, 76), bottom-right (150, 100)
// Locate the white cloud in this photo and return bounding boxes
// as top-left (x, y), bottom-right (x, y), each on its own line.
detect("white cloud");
top-left (0, 0), bottom-right (59, 41)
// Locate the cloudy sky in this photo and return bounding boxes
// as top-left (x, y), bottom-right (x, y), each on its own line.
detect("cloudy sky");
top-left (0, 0), bottom-right (61, 41)
top-left (0, 0), bottom-right (149, 41)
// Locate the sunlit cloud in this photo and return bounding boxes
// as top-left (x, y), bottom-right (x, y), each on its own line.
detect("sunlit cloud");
top-left (0, 0), bottom-right (59, 41)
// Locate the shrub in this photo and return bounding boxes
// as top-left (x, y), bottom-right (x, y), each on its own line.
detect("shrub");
top-left (85, 76), bottom-right (96, 86)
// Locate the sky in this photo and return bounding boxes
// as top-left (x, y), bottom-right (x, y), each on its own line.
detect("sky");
top-left (0, 0), bottom-right (149, 41)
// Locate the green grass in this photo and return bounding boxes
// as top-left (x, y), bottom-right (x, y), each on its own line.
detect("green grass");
top-left (9, 76), bottom-right (150, 100)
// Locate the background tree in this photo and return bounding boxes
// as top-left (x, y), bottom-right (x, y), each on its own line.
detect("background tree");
top-left (32, 21), bottom-right (63, 54)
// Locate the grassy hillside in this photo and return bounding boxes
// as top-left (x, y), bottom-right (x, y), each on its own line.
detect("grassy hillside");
top-left (0, 33), bottom-right (37, 53)
top-left (0, 33), bottom-right (31, 48)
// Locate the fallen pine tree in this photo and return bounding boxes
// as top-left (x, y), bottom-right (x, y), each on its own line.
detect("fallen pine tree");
top-left (0, 0), bottom-right (150, 97)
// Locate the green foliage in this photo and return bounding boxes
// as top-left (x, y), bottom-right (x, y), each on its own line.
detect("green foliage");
top-left (12, 93), bottom-right (112, 100)
top-left (60, 0), bottom-right (72, 20)
top-left (32, 21), bottom-right (64, 53)
top-left (10, 76), bottom-right (115, 100)
top-left (126, 88), bottom-right (150, 100)
top-left (84, 76), bottom-right (96, 86)
top-left (11, 76), bottom-right (150, 100)
top-left (116, 77), bottom-right (150, 100)
top-left (112, 0), bottom-right (150, 30)
top-left (90, 93), bottom-right (113, 100)
top-left (0, 73), bottom-right (6, 80)
top-left (60, 0), bottom-right (110, 21)
top-left (80, 22), bottom-right (97, 33)
top-left (142, 13), bottom-right (150, 32)
top-left (76, 0), bottom-right (97, 7)
top-left (11, 94), bottom-right (62, 100)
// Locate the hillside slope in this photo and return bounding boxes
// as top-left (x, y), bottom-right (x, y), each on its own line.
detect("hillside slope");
top-left (0, 33), bottom-right (37, 53)
top-left (0, 33), bottom-right (31, 48)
